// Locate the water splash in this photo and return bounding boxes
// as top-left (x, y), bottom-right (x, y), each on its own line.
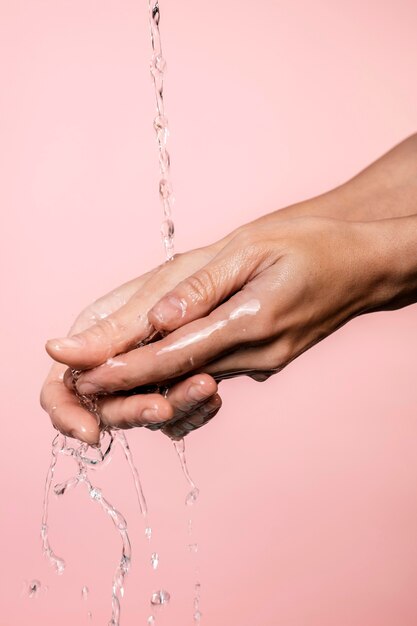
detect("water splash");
top-left (150, 589), bottom-right (170, 606)
top-left (41, 434), bottom-right (66, 575)
top-left (186, 487), bottom-right (200, 507)
top-left (174, 439), bottom-right (202, 623)
top-left (145, 527), bottom-right (152, 541)
top-left (40, 3), bottom-right (202, 624)
top-left (174, 439), bottom-right (200, 505)
top-left (188, 543), bottom-right (198, 554)
top-left (193, 582), bottom-right (202, 623)
top-left (116, 431), bottom-right (148, 516)
top-left (41, 430), bottom-right (140, 626)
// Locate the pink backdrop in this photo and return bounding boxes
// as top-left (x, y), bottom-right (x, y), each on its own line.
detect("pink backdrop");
top-left (1, 1), bottom-right (417, 624)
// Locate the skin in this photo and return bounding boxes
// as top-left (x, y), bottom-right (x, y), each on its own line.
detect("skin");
top-left (42, 133), bottom-right (417, 442)
top-left (41, 267), bottom-right (222, 444)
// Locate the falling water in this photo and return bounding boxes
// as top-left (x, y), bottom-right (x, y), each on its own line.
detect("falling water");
top-left (39, 2), bottom-right (202, 624)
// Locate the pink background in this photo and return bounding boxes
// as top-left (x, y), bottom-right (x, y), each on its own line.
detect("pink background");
top-left (1, 1), bottom-right (417, 624)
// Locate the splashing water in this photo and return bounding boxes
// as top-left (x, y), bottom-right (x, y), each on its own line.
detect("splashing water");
top-left (151, 552), bottom-right (159, 570)
top-left (41, 430), bottom-right (144, 625)
top-left (174, 439), bottom-right (202, 623)
top-left (150, 589), bottom-right (171, 605)
top-left (40, 2), bottom-right (203, 624)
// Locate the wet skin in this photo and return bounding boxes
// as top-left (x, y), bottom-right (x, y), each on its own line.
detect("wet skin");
top-left (43, 134), bottom-right (417, 443)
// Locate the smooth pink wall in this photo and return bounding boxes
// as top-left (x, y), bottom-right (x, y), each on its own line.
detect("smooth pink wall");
top-left (1, 1), bottom-right (417, 625)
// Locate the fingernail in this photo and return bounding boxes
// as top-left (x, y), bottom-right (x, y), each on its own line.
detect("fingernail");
top-left (141, 408), bottom-right (160, 425)
top-left (171, 425), bottom-right (184, 437)
top-left (76, 381), bottom-right (101, 395)
top-left (151, 296), bottom-right (186, 326)
top-left (46, 336), bottom-right (84, 351)
top-left (187, 381), bottom-right (210, 402)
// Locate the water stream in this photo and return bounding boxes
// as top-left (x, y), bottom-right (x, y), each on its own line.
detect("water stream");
top-left (39, 3), bottom-right (201, 624)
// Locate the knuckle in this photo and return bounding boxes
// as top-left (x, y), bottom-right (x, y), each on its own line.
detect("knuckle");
top-left (88, 315), bottom-right (124, 342)
top-left (234, 231), bottom-right (263, 259)
top-left (184, 269), bottom-right (217, 306)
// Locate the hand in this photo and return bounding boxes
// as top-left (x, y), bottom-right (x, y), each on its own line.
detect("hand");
top-left (48, 215), bottom-right (393, 395)
top-left (44, 134), bottom-right (417, 440)
top-left (41, 263), bottom-right (222, 444)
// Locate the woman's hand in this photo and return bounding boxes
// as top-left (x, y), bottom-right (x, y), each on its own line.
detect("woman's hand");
top-left (43, 133), bottom-right (417, 441)
top-left (41, 258), bottom-right (222, 444)
top-left (49, 214), bottom-right (405, 397)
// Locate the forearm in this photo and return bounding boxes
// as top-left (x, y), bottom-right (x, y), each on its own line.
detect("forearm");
top-left (278, 133), bottom-right (417, 223)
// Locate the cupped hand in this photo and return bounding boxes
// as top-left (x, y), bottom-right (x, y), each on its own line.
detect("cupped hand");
top-left (42, 251), bottom-right (223, 444)
top-left (47, 215), bottom-right (385, 399)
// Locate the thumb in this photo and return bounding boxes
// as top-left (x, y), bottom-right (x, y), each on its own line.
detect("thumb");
top-left (148, 236), bottom-right (262, 332)
top-left (45, 298), bottom-right (153, 369)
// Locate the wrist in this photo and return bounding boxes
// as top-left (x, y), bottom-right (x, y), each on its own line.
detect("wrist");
top-left (359, 215), bottom-right (417, 313)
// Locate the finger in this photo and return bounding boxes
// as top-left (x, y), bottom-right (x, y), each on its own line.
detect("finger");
top-left (40, 364), bottom-right (100, 445)
top-left (68, 271), bottom-right (155, 335)
top-left (165, 373), bottom-right (218, 421)
top-left (161, 394), bottom-right (222, 441)
top-left (45, 249), bottom-right (214, 370)
top-left (97, 393), bottom-right (173, 430)
top-left (148, 233), bottom-right (271, 332)
top-left (95, 374), bottom-right (216, 432)
top-left (200, 336), bottom-right (292, 381)
top-left (74, 288), bottom-right (265, 395)
top-left (45, 283), bottom-right (155, 369)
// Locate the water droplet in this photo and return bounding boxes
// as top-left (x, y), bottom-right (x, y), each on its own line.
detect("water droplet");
top-left (186, 487), bottom-right (200, 506)
top-left (54, 558), bottom-right (66, 575)
top-left (159, 178), bottom-right (173, 200)
top-left (82, 585), bottom-right (89, 600)
top-left (151, 552), bottom-right (159, 570)
top-left (194, 610), bottom-right (202, 622)
top-left (147, 616), bottom-right (155, 625)
top-left (152, 2), bottom-right (160, 25)
top-left (145, 527), bottom-right (152, 541)
top-left (89, 487), bottom-right (102, 501)
top-left (28, 580), bottom-right (41, 598)
top-left (154, 115), bottom-right (169, 144)
top-left (87, 611), bottom-right (93, 620)
top-left (150, 589), bottom-right (170, 605)
top-left (161, 219), bottom-right (174, 240)
top-left (188, 543), bottom-right (198, 553)
top-left (120, 554), bottom-right (131, 574)
top-left (153, 114), bottom-right (168, 131)
top-left (159, 149), bottom-right (170, 173)
top-left (150, 54), bottom-right (166, 76)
